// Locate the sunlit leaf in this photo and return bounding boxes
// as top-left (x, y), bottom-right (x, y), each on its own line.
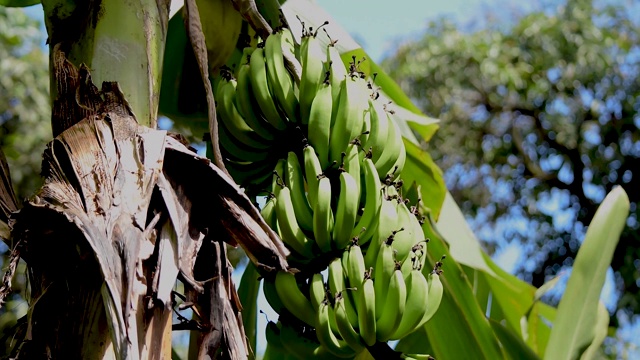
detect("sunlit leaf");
top-left (544, 186), bottom-right (629, 360)
top-left (579, 302), bottom-right (610, 360)
top-left (435, 192), bottom-right (494, 274)
top-left (402, 140), bottom-right (446, 218)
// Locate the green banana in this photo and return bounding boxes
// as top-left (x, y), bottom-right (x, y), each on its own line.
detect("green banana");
top-left (364, 191), bottom-right (400, 269)
top-left (343, 142), bottom-right (362, 206)
top-left (359, 109), bottom-right (371, 150)
top-left (238, 261), bottom-right (260, 355)
top-left (329, 73), bottom-right (369, 165)
top-left (263, 276), bottom-right (284, 314)
top-left (341, 247), bottom-right (360, 308)
top-left (275, 186), bottom-right (315, 258)
top-left (364, 99), bottom-right (390, 167)
top-left (285, 151), bottom-right (314, 231)
top-left (334, 292), bottom-right (365, 353)
top-left (235, 52), bottom-right (279, 141)
top-left (279, 321), bottom-right (338, 360)
top-left (225, 159), bottom-right (275, 191)
top-left (309, 272), bottom-right (326, 311)
top-left (303, 144), bottom-right (323, 207)
top-left (352, 156), bottom-right (383, 245)
top-left (218, 120), bottom-right (269, 163)
top-left (375, 268), bottom-right (406, 342)
top-left (275, 271), bottom-right (316, 326)
top-left (416, 268), bottom-right (444, 328)
top-left (248, 46), bottom-right (288, 131)
top-left (307, 76), bottom-right (333, 169)
top-left (357, 271), bottom-right (377, 346)
top-left (393, 198), bottom-right (421, 264)
top-left (215, 75), bottom-right (272, 149)
top-left (390, 134), bottom-right (407, 178)
top-left (374, 237), bottom-right (397, 319)
top-left (299, 29), bottom-right (327, 123)
top-left (313, 175), bottom-right (334, 253)
top-left (316, 301), bottom-right (356, 358)
top-left (326, 37), bottom-right (348, 124)
top-left (265, 29), bottom-right (298, 122)
top-left (272, 158), bottom-right (286, 196)
top-left (333, 170), bottom-right (360, 250)
top-left (328, 257), bottom-right (359, 328)
top-left (345, 243), bottom-right (366, 299)
top-left (389, 268), bottom-right (430, 340)
top-left (260, 194), bottom-right (278, 230)
top-left (265, 321), bottom-right (284, 350)
top-left (401, 240), bottom-right (428, 280)
top-left (374, 109), bottom-right (405, 178)
top-left (327, 298), bottom-right (341, 337)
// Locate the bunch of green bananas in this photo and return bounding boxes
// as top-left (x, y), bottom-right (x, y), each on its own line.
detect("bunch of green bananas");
top-left (211, 22), bottom-right (443, 357)
top-left (261, 232), bottom-right (444, 358)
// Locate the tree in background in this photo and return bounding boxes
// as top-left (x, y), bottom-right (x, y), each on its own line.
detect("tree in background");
top-left (0, 6), bottom-right (49, 353)
top-left (385, 0), bottom-right (640, 322)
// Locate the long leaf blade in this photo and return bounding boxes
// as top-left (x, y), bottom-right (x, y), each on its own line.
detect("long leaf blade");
top-left (544, 186), bottom-right (629, 360)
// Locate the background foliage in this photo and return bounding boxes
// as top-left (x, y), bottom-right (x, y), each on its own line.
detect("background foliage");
top-left (385, 0), bottom-right (640, 325)
top-left (0, 5), bottom-right (49, 355)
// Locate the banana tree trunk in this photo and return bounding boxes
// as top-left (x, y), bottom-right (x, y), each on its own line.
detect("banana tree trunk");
top-left (0, 0), bottom-right (289, 358)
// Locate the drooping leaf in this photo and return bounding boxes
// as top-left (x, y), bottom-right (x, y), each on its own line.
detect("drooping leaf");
top-left (402, 139), bottom-right (446, 219)
top-left (534, 273), bottom-right (564, 303)
top-left (435, 191), bottom-right (494, 274)
top-left (544, 186), bottom-right (629, 360)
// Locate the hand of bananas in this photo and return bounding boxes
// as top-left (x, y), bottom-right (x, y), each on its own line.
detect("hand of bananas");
top-left (210, 22), bottom-right (443, 358)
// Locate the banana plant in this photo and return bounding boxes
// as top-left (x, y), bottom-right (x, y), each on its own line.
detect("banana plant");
top-left (0, 0), bottom-right (632, 359)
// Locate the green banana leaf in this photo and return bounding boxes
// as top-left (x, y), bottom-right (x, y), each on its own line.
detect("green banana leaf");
top-left (525, 301), bottom-right (554, 355)
top-left (0, 0), bottom-right (38, 7)
top-left (489, 318), bottom-right (540, 360)
top-left (482, 252), bottom-right (536, 337)
top-left (436, 191), bottom-right (496, 275)
top-left (579, 302), bottom-right (610, 360)
top-left (544, 186), bottom-right (629, 360)
top-left (401, 140), bottom-right (446, 219)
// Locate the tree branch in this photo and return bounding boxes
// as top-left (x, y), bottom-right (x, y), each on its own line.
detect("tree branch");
top-left (510, 122), bottom-right (556, 181)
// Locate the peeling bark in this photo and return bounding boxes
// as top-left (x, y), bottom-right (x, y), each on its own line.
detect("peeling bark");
top-left (8, 48), bottom-right (288, 359)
